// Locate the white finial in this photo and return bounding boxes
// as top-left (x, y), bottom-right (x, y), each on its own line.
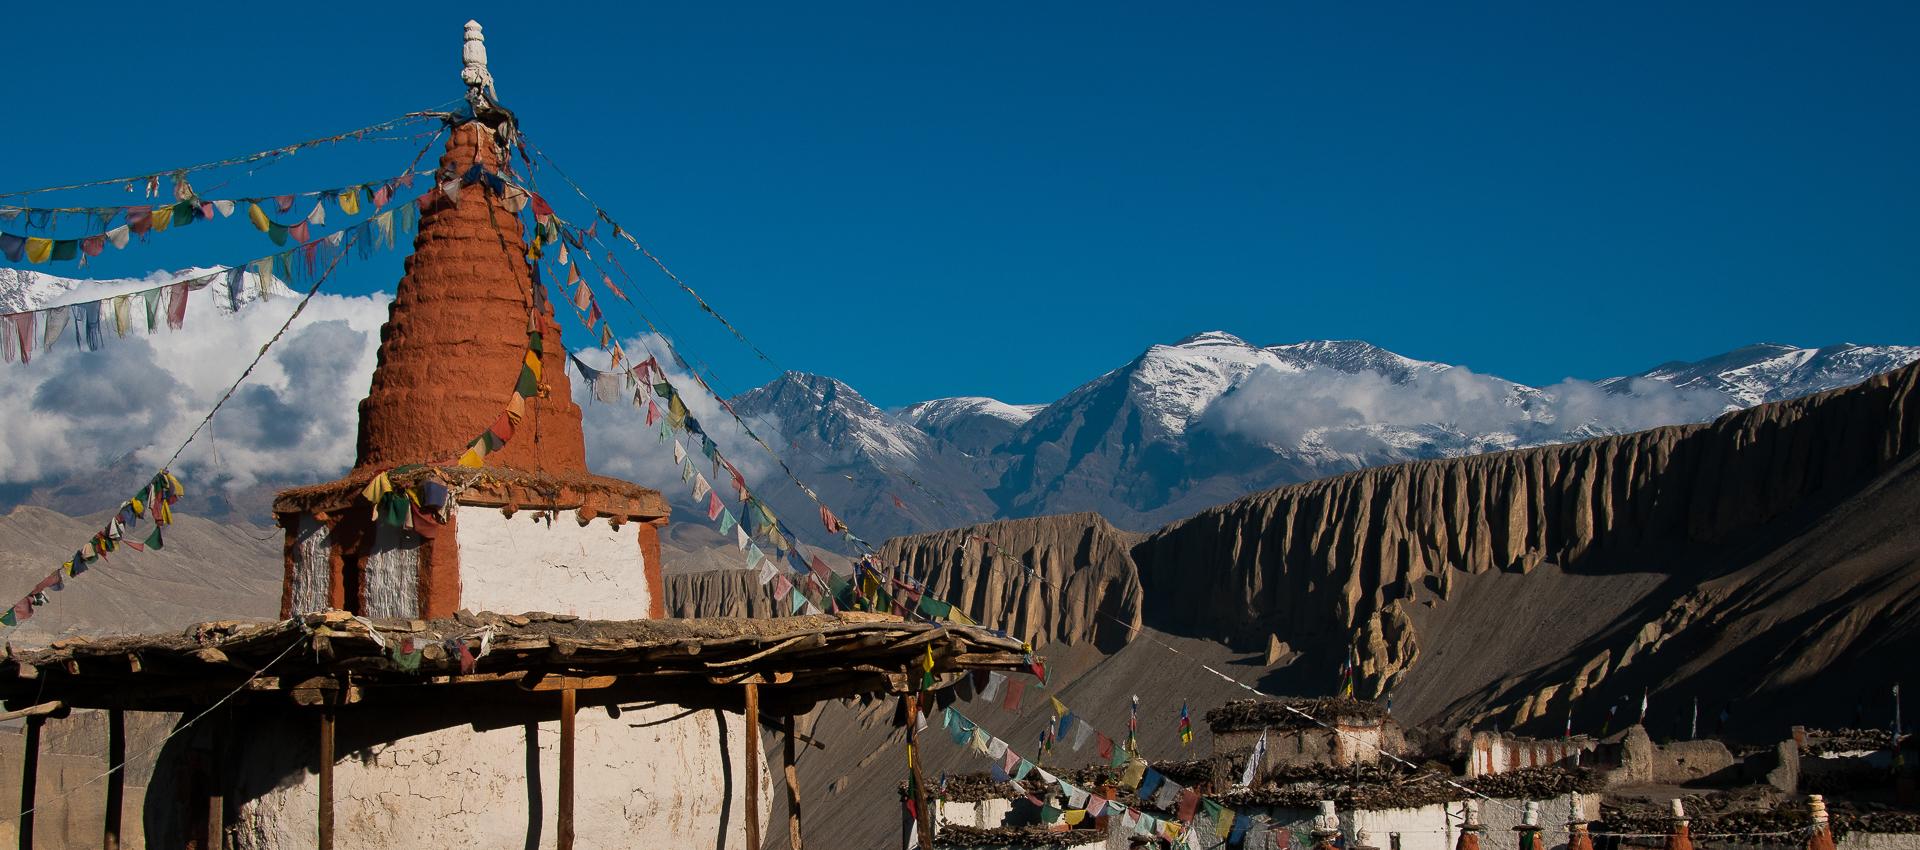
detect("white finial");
top-left (1671, 799), bottom-right (1687, 820)
top-left (1464, 799), bottom-right (1482, 829)
top-left (1522, 801), bottom-right (1540, 827)
top-left (1809, 795), bottom-right (1829, 827)
top-left (462, 20), bottom-right (496, 100)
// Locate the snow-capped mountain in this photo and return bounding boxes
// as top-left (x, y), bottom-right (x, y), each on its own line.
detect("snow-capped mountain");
top-left (895, 396), bottom-right (1043, 456)
top-left (1603, 342), bottom-right (1920, 408)
top-left (1265, 338), bottom-right (1451, 383)
top-left (728, 372), bottom-right (999, 542)
top-left (824, 334), bottom-right (1920, 532)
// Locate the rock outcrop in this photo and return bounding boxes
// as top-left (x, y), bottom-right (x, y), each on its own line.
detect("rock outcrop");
top-left (664, 569), bottom-right (783, 619)
top-left (1133, 362), bottom-right (1920, 658)
top-left (880, 513), bottom-right (1147, 651)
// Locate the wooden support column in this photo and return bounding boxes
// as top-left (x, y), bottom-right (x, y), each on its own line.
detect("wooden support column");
top-left (744, 683), bottom-right (761, 850)
top-left (783, 715), bottom-right (803, 850)
top-left (19, 714), bottom-right (41, 850)
top-left (559, 686), bottom-right (576, 850)
top-left (317, 709), bottom-right (335, 850)
top-left (104, 708), bottom-right (125, 850)
top-left (904, 693), bottom-right (934, 849)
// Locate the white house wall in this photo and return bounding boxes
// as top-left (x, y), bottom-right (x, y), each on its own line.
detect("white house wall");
top-left (225, 703), bottom-right (768, 850)
top-left (454, 507), bottom-right (653, 619)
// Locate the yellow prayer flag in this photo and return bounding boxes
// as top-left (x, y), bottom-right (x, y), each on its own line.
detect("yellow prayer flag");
top-left (24, 237), bottom-right (52, 263)
top-left (1051, 696), bottom-right (1067, 717)
top-left (150, 206), bottom-right (173, 232)
top-left (458, 447), bottom-right (486, 468)
top-left (1216, 807), bottom-right (1235, 839)
top-left (523, 351), bottom-right (542, 380)
top-left (247, 202), bottom-right (270, 232)
top-left (1063, 811), bottom-right (1086, 826)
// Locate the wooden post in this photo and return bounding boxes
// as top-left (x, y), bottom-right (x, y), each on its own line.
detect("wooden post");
top-left (783, 715), bottom-right (803, 850)
top-left (19, 715), bottom-right (41, 850)
top-left (904, 693), bottom-right (934, 849)
top-left (744, 683), bottom-right (761, 850)
top-left (559, 686), bottom-right (576, 850)
top-left (104, 708), bottom-right (124, 850)
top-left (317, 709), bottom-right (335, 850)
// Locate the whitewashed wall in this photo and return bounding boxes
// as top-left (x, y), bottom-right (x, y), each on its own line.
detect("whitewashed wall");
top-left (455, 506), bottom-right (652, 619)
top-left (290, 516), bottom-right (331, 614)
top-left (225, 703), bottom-right (767, 850)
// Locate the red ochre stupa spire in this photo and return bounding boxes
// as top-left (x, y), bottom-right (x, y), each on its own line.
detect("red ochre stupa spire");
top-left (352, 121), bottom-right (586, 474)
top-left (272, 25), bottom-right (669, 622)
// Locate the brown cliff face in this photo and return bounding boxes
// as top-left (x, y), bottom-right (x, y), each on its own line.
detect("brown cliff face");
top-left (352, 122), bottom-right (586, 473)
top-left (879, 512), bottom-right (1146, 651)
top-left (664, 570), bottom-right (783, 619)
top-left (1133, 361), bottom-right (1920, 713)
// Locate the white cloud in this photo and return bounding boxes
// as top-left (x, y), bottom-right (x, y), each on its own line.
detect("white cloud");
top-left (0, 279), bottom-right (389, 500)
top-left (571, 333), bottom-right (784, 506)
top-left (1201, 363), bottom-right (1732, 457)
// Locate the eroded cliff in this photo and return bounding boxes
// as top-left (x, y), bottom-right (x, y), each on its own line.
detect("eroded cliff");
top-left (1133, 361), bottom-right (1920, 727)
top-left (880, 512), bottom-right (1147, 651)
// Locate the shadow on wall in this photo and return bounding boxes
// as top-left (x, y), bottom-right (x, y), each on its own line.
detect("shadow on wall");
top-left (142, 693), bottom-right (755, 850)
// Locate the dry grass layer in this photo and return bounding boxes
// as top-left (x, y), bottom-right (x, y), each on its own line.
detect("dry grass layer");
top-left (1596, 797), bottom-right (1920, 840)
top-left (1203, 697), bottom-right (1389, 732)
top-left (0, 609), bottom-right (1031, 713)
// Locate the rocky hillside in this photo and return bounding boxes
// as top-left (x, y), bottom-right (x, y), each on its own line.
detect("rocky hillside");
top-left (1132, 358), bottom-right (1920, 730)
top-left (878, 512), bottom-right (1147, 651)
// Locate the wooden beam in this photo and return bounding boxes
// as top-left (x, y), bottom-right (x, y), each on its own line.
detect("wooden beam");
top-left (318, 709), bottom-right (334, 850)
top-left (744, 683), bottom-right (761, 850)
top-left (707, 671), bottom-right (793, 686)
top-left (19, 714), bottom-right (40, 850)
top-left (784, 714), bottom-right (803, 850)
top-left (0, 701), bottom-right (62, 724)
top-left (524, 673), bottom-right (616, 692)
top-left (104, 708), bottom-right (124, 850)
top-left (558, 686), bottom-right (576, 850)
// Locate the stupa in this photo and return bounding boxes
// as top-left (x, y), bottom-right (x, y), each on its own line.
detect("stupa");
top-left (223, 22), bottom-right (764, 849)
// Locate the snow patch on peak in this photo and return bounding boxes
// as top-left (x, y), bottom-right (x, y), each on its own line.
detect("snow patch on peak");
top-left (1266, 339), bottom-right (1450, 383)
top-left (1170, 330), bottom-right (1253, 348)
top-left (1129, 334), bottom-right (1302, 437)
top-left (898, 396), bottom-right (1041, 428)
top-left (0, 266), bottom-right (292, 317)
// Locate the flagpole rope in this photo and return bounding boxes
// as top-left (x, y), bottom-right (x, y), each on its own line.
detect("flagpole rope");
top-left (162, 127), bottom-right (445, 469)
top-left (0, 102), bottom-right (462, 199)
top-left (507, 153), bottom-right (967, 565)
top-left (0, 129), bottom-right (444, 634)
top-left (492, 133), bottom-right (1764, 840)
top-left (0, 624), bottom-right (309, 823)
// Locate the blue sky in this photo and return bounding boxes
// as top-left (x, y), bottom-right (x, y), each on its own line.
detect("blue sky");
top-left (3, 1), bottom-right (1915, 408)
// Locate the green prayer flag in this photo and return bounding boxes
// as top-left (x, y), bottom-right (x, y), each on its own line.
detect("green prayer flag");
top-left (143, 526), bottom-right (163, 550)
top-left (0, 610), bottom-right (14, 627)
top-left (917, 596), bottom-right (953, 620)
top-left (515, 366), bottom-right (539, 399)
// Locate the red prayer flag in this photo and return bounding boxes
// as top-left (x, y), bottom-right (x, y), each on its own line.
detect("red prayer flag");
top-left (1096, 732), bottom-right (1113, 759)
top-left (707, 491), bottom-right (723, 521)
top-left (1003, 678), bottom-right (1026, 712)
